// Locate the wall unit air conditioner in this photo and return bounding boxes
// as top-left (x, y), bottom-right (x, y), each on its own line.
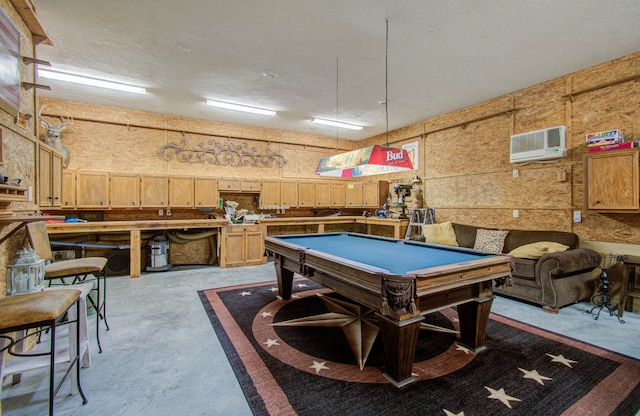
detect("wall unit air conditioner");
top-left (510, 126), bottom-right (566, 163)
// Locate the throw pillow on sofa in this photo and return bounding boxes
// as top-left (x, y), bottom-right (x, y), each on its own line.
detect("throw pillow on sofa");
top-left (473, 229), bottom-right (509, 253)
top-left (422, 221), bottom-right (459, 246)
top-left (509, 241), bottom-right (569, 259)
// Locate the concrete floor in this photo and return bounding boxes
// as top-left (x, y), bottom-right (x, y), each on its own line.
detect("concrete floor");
top-left (2, 263), bottom-right (640, 416)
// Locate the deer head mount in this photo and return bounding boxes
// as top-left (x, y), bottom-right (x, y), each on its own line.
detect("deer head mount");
top-left (39, 107), bottom-right (72, 168)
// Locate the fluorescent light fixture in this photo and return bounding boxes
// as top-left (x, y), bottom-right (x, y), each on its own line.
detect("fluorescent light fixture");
top-left (311, 118), bottom-right (363, 131)
top-left (38, 69), bottom-right (146, 94)
top-left (205, 99), bottom-right (276, 116)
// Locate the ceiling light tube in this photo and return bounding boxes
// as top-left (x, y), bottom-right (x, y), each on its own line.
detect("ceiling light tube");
top-left (38, 69), bottom-right (146, 94)
top-left (311, 118), bottom-right (363, 131)
top-left (205, 99), bottom-right (276, 116)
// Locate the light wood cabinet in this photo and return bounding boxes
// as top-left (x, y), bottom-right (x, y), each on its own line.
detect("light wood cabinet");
top-left (195, 177), bottom-right (219, 208)
top-left (218, 178), bottom-right (261, 192)
top-left (219, 224), bottom-right (266, 268)
top-left (260, 180), bottom-right (281, 209)
top-left (280, 180), bottom-right (298, 208)
top-left (141, 175), bottom-right (169, 208)
top-left (61, 170), bottom-right (76, 208)
top-left (169, 176), bottom-right (194, 208)
top-left (315, 182), bottom-right (331, 207)
top-left (241, 180), bottom-right (261, 192)
top-left (345, 182), bottom-right (363, 207)
top-left (76, 171), bottom-right (109, 209)
top-left (110, 173), bottom-right (140, 208)
top-left (38, 144), bottom-right (63, 208)
top-left (587, 149), bottom-right (639, 212)
top-left (218, 178), bottom-right (241, 191)
top-left (298, 181), bottom-right (315, 207)
top-left (363, 181), bottom-right (387, 208)
top-left (330, 183), bottom-right (346, 207)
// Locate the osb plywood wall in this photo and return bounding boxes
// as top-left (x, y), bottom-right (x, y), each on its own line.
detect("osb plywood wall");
top-left (0, 0), bottom-right (41, 299)
top-left (360, 52), bottom-right (640, 246)
top-left (38, 98), bottom-right (355, 180)
top-left (39, 51), bottom-right (640, 246)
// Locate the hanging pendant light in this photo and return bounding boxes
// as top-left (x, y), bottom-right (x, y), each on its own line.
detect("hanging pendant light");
top-left (316, 18), bottom-right (414, 177)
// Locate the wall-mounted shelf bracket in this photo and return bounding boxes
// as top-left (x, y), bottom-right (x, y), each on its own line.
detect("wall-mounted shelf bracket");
top-left (22, 57), bottom-right (51, 66)
top-left (21, 82), bottom-right (51, 91)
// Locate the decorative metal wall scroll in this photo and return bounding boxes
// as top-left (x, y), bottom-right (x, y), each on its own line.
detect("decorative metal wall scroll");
top-left (157, 138), bottom-right (287, 168)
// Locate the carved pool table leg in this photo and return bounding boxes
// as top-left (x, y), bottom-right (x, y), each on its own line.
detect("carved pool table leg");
top-left (376, 313), bottom-right (424, 388)
top-left (456, 297), bottom-right (493, 352)
top-left (275, 255), bottom-right (294, 300)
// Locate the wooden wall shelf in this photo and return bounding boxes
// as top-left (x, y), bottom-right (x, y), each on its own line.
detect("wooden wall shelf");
top-left (0, 184), bottom-right (28, 203)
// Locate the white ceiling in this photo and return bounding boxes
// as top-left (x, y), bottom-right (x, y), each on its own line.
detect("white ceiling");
top-left (32, 0), bottom-right (640, 141)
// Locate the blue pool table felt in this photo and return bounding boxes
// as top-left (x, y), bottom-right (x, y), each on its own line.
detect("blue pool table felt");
top-left (277, 233), bottom-right (497, 275)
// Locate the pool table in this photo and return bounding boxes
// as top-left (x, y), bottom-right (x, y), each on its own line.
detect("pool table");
top-left (264, 232), bottom-right (512, 388)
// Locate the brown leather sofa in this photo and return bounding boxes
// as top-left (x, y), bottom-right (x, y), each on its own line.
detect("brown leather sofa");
top-left (414, 223), bottom-right (600, 313)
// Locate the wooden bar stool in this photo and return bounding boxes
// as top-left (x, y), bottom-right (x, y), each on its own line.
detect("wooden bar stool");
top-left (0, 289), bottom-right (88, 415)
top-left (26, 221), bottom-right (109, 353)
top-left (618, 255), bottom-right (640, 318)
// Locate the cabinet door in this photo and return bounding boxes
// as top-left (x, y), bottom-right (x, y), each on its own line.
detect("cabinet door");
top-left (260, 180), bottom-right (280, 209)
top-left (218, 179), bottom-right (241, 191)
top-left (61, 170), bottom-right (76, 208)
top-left (170, 176), bottom-right (195, 208)
top-left (345, 182), bottom-right (363, 207)
top-left (141, 175), bottom-right (169, 208)
top-left (241, 180), bottom-right (261, 192)
top-left (244, 227), bottom-right (265, 266)
top-left (280, 180), bottom-right (298, 208)
top-left (223, 229), bottom-right (246, 268)
top-left (315, 182), bottom-right (331, 207)
top-left (195, 178), bottom-right (219, 208)
top-left (76, 171), bottom-right (109, 208)
top-left (38, 146), bottom-right (53, 207)
top-left (362, 182), bottom-right (381, 208)
top-left (330, 183), bottom-right (345, 207)
top-left (298, 181), bottom-right (315, 208)
top-left (110, 173), bottom-right (140, 208)
top-left (587, 150), bottom-right (639, 211)
top-left (51, 151), bottom-right (63, 207)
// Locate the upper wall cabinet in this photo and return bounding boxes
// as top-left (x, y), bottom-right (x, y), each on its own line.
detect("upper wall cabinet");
top-left (110, 173), bottom-right (140, 208)
top-left (195, 177), bottom-right (219, 208)
top-left (38, 144), bottom-right (63, 208)
top-left (587, 149), bottom-right (639, 212)
top-left (141, 175), bottom-right (169, 208)
top-left (76, 171), bottom-right (109, 209)
top-left (218, 178), bottom-right (261, 193)
top-left (169, 176), bottom-right (195, 208)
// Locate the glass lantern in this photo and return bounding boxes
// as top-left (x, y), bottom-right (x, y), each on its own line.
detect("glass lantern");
top-left (6, 247), bottom-right (46, 296)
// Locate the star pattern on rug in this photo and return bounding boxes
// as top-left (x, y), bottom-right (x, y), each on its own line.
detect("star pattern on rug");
top-left (443, 410), bottom-right (464, 416)
top-left (263, 338), bottom-right (280, 348)
top-left (296, 283), bottom-right (308, 288)
top-left (273, 294), bottom-right (379, 369)
top-left (455, 344), bottom-right (471, 354)
top-left (518, 367), bottom-right (552, 385)
top-left (269, 287), bottom-right (278, 292)
top-left (546, 353), bottom-right (577, 368)
top-left (239, 291), bottom-right (252, 297)
top-left (484, 386), bottom-right (522, 409)
top-left (310, 361), bottom-right (330, 373)
top-left (260, 311), bottom-right (272, 318)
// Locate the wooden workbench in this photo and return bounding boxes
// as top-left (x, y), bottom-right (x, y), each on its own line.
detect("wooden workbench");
top-left (46, 217), bottom-right (409, 277)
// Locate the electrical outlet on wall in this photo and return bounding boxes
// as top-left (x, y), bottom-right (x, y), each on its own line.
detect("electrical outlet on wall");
top-left (573, 210), bottom-right (582, 222)
top-left (512, 209), bottom-right (519, 218)
top-left (158, 209), bottom-right (163, 216)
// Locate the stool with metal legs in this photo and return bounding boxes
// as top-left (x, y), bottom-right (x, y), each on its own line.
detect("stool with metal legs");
top-left (26, 221), bottom-right (109, 352)
top-left (0, 289), bottom-right (88, 415)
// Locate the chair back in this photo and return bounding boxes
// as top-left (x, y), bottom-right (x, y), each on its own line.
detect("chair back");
top-left (26, 221), bottom-right (54, 262)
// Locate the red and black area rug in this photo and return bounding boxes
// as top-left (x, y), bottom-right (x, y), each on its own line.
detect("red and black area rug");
top-left (198, 279), bottom-right (640, 416)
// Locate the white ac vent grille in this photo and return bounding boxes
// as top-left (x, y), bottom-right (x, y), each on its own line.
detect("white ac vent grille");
top-left (510, 126), bottom-right (566, 163)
